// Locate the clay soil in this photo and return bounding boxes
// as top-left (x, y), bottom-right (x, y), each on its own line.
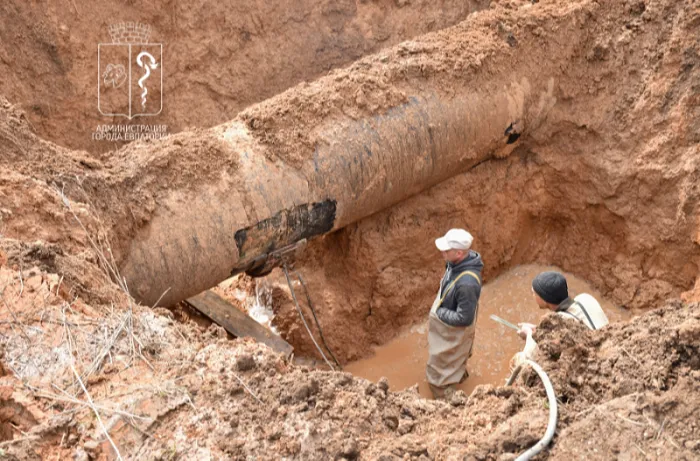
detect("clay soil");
top-left (0, 0), bottom-right (488, 154)
top-left (1, 0), bottom-right (700, 460)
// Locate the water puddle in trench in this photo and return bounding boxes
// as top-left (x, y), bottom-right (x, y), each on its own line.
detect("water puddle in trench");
top-left (344, 264), bottom-right (631, 399)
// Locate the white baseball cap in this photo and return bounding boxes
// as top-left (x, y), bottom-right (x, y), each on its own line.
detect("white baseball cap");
top-left (435, 229), bottom-right (474, 251)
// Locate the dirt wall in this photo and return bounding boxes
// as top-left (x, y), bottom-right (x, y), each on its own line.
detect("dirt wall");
top-left (0, 0), bottom-right (488, 154)
top-left (266, 0), bottom-right (700, 361)
top-left (2, 0), bottom-right (698, 364)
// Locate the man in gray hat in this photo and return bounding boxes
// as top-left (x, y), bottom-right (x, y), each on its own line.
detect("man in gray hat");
top-left (426, 228), bottom-right (484, 399)
top-left (517, 271), bottom-right (609, 340)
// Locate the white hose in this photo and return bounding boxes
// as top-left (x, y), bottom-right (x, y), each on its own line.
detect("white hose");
top-left (507, 359), bottom-right (558, 461)
top-left (282, 263), bottom-right (335, 371)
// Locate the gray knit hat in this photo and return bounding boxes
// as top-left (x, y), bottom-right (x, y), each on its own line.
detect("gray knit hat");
top-left (532, 271), bottom-right (569, 305)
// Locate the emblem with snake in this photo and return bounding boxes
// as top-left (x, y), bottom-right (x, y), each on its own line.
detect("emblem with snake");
top-left (136, 51), bottom-right (159, 110)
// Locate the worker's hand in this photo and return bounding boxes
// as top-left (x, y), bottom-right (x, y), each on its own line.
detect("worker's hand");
top-left (517, 322), bottom-right (536, 339)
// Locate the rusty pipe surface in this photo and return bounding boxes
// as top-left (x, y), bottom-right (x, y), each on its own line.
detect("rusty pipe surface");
top-left (121, 82), bottom-right (552, 306)
top-left (114, 5), bottom-right (586, 306)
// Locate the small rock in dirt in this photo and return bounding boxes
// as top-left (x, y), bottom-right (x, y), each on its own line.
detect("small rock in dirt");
top-left (377, 454), bottom-right (399, 461)
top-left (292, 379), bottom-right (320, 402)
top-left (236, 354), bottom-right (256, 371)
top-left (315, 401), bottom-right (331, 412)
top-left (339, 438), bottom-right (360, 459)
top-left (497, 454), bottom-right (517, 461)
top-left (229, 382), bottom-right (244, 396)
top-left (383, 413), bottom-right (399, 431)
top-left (73, 448), bottom-right (88, 461)
top-left (210, 323), bottom-right (228, 339)
top-left (684, 439), bottom-right (700, 450)
top-left (377, 377), bottom-right (390, 393)
top-left (153, 307), bottom-right (174, 319)
top-left (335, 373), bottom-right (353, 387)
top-left (449, 390), bottom-right (466, 407)
top-left (397, 420), bottom-right (415, 435)
top-left (403, 440), bottom-right (430, 457)
top-left (283, 440), bottom-right (301, 456)
top-left (25, 273), bottom-right (43, 292)
top-left (678, 320), bottom-right (700, 342)
top-left (83, 440), bottom-right (99, 452)
top-left (365, 383), bottom-right (377, 395)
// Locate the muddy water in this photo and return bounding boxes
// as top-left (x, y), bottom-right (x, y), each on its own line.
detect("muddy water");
top-left (345, 264), bottom-right (631, 399)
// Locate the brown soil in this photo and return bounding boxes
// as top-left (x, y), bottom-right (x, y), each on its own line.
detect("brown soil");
top-left (129, 303), bottom-right (700, 460)
top-left (0, 0), bottom-right (488, 154)
top-left (2, 265), bottom-right (696, 460)
top-left (0, 0), bottom-right (699, 459)
top-left (259, 0), bottom-right (700, 362)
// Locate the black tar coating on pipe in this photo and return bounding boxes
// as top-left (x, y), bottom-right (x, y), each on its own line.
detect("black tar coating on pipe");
top-left (505, 122), bottom-right (521, 144)
top-left (234, 200), bottom-right (337, 258)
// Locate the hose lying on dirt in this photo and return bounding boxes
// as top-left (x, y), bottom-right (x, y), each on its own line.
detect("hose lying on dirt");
top-left (282, 263), bottom-right (335, 371)
top-left (507, 359), bottom-right (558, 461)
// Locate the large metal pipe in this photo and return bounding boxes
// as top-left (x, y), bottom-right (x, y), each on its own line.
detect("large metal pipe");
top-left (113, 6), bottom-right (583, 306)
top-left (121, 83), bottom-right (551, 306)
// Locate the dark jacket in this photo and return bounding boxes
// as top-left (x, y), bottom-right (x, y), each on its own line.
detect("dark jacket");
top-left (436, 251), bottom-right (484, 327)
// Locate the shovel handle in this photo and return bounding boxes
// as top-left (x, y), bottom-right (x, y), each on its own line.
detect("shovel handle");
top-left (489, 314), bottom-right (520, 331)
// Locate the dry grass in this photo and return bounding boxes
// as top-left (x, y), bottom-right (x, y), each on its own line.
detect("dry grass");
top-left (0, 180), bottom-right (189, 457)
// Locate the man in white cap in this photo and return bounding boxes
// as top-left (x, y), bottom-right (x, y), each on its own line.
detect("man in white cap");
top-left (426, 228), bottom-right (484, 399)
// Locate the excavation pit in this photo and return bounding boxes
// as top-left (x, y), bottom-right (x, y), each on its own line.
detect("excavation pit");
top-left (1, 0), bottom-right (699, 458)
top-left (344, 264), bottom-right (631, 398)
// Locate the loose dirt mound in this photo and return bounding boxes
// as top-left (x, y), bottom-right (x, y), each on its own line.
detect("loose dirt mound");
top-left (131, 302), bottom-right (698, 460)
top-left (3, 268), bottom-right (694, 460)
top-left (539, 303), bottom-right (700, 459)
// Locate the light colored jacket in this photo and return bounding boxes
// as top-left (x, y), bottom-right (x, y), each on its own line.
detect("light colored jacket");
top-left (512, 293), bottom-right (610, 366)
top-left (556, 293), bottom-right (609, 330)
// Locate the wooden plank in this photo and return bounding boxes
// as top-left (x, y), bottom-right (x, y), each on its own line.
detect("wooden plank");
top-left (185, 290), bottom-right (293, 357)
